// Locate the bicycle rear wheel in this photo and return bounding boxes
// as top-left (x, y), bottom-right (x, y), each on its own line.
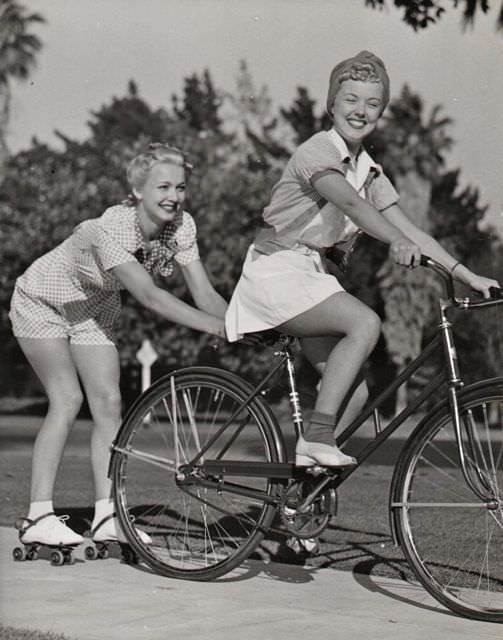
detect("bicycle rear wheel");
top-left (393, 380), bottom-right (503, 622)
top-left (110, 367), bottom-right (285, 580)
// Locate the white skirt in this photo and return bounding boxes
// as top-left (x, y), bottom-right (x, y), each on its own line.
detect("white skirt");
top-left (225, 245), bottom-right (345, 342)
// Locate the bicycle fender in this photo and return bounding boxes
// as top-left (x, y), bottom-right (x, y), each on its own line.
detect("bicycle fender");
top-left (387, 376), bottom-right (503, 545)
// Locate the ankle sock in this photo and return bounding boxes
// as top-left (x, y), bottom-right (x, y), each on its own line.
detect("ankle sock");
top-left (27, 500), bottom-right (54, 521)
top-left (303, 411), bottom-right (336, 446)
top-left (93, 498), bottom-right (114, 528)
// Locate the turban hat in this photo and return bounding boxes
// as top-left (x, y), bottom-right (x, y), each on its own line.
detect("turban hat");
top-left (326, 50), bottom-right (390, 114)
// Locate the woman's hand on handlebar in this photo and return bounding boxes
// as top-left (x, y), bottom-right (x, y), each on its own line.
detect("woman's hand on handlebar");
top-left (389, 237), bottom-right (422, 268)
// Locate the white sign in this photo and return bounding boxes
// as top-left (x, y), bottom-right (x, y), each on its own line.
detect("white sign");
top-left (136, 339), bottom-right (158, 392)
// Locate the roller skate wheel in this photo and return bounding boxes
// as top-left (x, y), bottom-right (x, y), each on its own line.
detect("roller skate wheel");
top-left (97, 545), bottom-right (109, 560)
top-left (63, 551), bottom-right (75, 565)
top-left (85, 545), bottom-right (98, 560)
top-left (13, 546), bottom-right (26, 561)
top-left (50, 550), bottom-right (65, 566)
top-left (120, 545), bottom-right (137, 564)
top-left (26, 549), bottom-right (38, 561)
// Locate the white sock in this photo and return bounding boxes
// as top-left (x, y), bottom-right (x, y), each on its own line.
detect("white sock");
top-left (93, 498), bottom-right (114, 527)
top-left (27, 500), bottom-right (54, 521)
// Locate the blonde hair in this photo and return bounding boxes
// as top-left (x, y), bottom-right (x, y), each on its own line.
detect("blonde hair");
top-left (338, 62), bottom-right (383, 87)
top-left (326, 50), bottom-right (390, 114)
top-left (126, 143), bottom-right (193, 191)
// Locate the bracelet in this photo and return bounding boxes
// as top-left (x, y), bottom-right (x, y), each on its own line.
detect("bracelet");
top-left (450, 261), bottom-right (461, 274)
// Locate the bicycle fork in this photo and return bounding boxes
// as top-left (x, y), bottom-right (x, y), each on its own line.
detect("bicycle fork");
top-left (439, 301), bottom-right (499, 505)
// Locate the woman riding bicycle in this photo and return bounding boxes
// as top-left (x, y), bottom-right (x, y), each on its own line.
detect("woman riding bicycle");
top-left (225, 50), bottom-right (499, 469)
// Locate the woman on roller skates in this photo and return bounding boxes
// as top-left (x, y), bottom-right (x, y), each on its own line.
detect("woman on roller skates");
top-left (9, 144), bottom-right (227, 559)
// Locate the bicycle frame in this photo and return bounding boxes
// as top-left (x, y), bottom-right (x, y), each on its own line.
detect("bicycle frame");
top-left (175, 257), bottom-right (502, 510)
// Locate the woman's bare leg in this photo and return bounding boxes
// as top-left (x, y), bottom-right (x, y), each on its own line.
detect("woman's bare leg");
top-left (300, 336), bottom-right (369, 436)
top-left (17, 338), bottom-right (83, 503)
top-left (71, 343), bottom-right (151, 543)
top-left (278, 292), bottom-right (379, 465)
top-left (279, 292), bottom-right (380, 420)
top-left (70, 344), bottom-right (122, 501)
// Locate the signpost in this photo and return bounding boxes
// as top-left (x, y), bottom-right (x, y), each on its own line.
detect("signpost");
top-left (136, 339), bottom-right (158, 423)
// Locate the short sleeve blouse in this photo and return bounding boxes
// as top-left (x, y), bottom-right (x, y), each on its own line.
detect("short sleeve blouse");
top-left (254, 130), bottom-right (399, 253)
top-left (72, 204), bottom-right (200, 289)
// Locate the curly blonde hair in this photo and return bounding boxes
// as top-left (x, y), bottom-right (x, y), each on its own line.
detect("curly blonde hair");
top-left (326, 51), bottom-right (390, 114)
top-left (338, 62), bottom-right (383, 86)
top-left (126, 143), bottom-right (193, 191)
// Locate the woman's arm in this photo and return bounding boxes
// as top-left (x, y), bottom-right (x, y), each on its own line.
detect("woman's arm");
top-left (382, 204), bottom-right (500, 297)
top-left (180, 259), bottom-right (228, 318)
top-left (112, 261), bottom-right (226, 337)
top-left (313, 172), bottom-right (421, 266)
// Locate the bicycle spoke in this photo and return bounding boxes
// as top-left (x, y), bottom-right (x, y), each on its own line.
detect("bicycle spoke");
top-left (112, 369), bottom-right (282, 579)
top-left (395, 386), bottom-right (503, 621)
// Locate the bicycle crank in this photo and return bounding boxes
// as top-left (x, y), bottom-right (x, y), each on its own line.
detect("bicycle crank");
top-left (280, 478), bottom-right (337, 539)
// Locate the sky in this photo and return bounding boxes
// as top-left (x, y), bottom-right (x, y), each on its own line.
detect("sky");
top-left (8, 0), bottom-right (503, 235)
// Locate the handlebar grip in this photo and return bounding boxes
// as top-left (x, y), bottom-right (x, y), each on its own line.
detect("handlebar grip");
top-left (419, 255), bottom-right (431, 268)
top-left (489, 287), bottom-right (503, 299)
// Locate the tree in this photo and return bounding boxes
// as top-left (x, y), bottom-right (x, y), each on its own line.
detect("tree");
top-left (172, 69), bottom-right (222, 133)
top-left (429, 170), bottom-right (502, 389)
top-left (87, 80), bottom-right (169, 149)
top-left (429, 169), bottom-right (494, 260)
top-left (0, 0), bottom-right (44, 182)
top-left (280, 86), bottom-right (331, 145)
top-left (1, 65), bottom-right (500, 407)
top-left (364, 0), bottom-right (503, 31)
top-left (220, 60), bottom-right (294, 167)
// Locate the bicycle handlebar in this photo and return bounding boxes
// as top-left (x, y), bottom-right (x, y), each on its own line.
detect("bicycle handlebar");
top-left (420, 255), bottom-right (503, 310)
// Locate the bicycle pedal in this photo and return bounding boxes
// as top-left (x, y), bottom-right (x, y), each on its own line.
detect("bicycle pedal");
top-left (305, 465), bottom-right (328, 476)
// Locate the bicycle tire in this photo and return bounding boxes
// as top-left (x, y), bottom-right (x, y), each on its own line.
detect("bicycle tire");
top-left (392, 378), bottom-right (503, 622)
top-left (110, 366), bottom-right (286, 580)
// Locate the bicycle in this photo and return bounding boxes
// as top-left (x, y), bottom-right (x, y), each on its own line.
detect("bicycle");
top-left (109, 256), bottom-right (503, 622)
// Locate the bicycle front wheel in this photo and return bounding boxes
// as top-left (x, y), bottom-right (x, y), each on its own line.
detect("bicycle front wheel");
top-left (110, 367), bottom-right (285, 580)
top-left (393, 380), bottom-right (503, 622)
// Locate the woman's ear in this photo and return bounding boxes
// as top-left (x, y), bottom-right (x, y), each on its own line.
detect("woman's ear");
top-left (132, 187), bottom-right (142, 200)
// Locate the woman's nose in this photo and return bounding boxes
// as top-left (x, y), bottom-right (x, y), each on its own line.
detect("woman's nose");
top-left (354, 101), bottom-right (365, 116)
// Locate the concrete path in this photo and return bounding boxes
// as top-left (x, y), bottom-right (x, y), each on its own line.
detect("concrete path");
top-left (0, 526), bottom-right (501, 640)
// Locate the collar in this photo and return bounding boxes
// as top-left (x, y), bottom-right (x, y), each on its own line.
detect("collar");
top-left (327, 128), bottom-right (380, 179)
top-left (133, 206), bottom-right (184, 248)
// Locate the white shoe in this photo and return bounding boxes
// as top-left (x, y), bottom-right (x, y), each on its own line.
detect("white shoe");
top-left (18, 513), bottom-right (83, 546)
top-left (295, 436), bottom-right (356, 467)
top-left (92, 515), bottom-right (152, 545)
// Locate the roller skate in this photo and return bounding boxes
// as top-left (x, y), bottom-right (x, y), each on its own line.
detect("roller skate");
top-left (13, 513), bottom-right (83, 566)
top-left (84, 514), bottom-right (151, 564)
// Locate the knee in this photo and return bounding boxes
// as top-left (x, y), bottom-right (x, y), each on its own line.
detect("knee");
top-left (48, 389), bottom-right (84, 422)
top-left (351, 309), bottom-right (381, 346)
top-left (366, 311), bottom-right (382, 342)
top-left (88, 388), bottom-right (122, 423)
